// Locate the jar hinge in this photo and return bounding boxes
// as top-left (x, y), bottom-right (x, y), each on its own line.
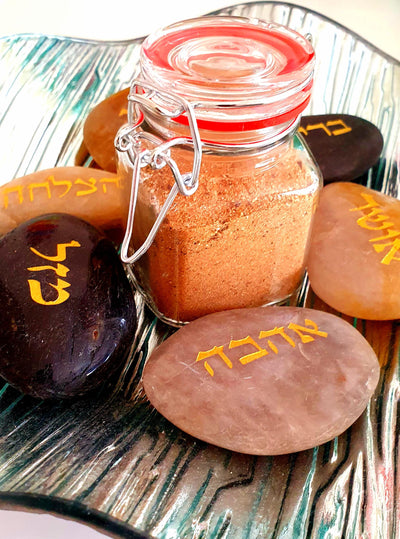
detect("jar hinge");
top-left (115, 81), bottom-right (203, 265)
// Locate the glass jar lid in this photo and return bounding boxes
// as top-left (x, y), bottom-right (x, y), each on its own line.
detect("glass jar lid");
top-left (139, 16), bottom-right (315, 132)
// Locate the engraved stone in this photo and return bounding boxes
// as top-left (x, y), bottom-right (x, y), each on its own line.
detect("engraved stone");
top-left (299, 114), bottom-right (383, 183)
top-left (0, 213), bottom-right (137, 399)
top-left (308, 182), bottom-right (400, 319)
top-left (143, 306), bottom-right (379, 455)
top-left (0, 167), bottom-right (127, 243)
top-left (82, 88), bottom-right (129, 172)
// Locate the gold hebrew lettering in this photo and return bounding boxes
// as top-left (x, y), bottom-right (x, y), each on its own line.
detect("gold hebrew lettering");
top-left (349, 193), bottom-right (380, 212)
top-left (370, 228), bottom-right (400, 243)
top-left (27, 263), bottom-right (69, 277)
top-left (48, 174), bottom-right (72, 198)
top-left (228, 336), bottom-right (268, 365)
top-left (258, 326), bottom-right (296, 352)
top-left (27, 181), bottom-right (51, 202)
top-left (27, 278), bottom-right (71, 306)
top-left (301, 122), bottom-right (332, 136)
top-left (373, 238), bottom-right (400, 264)
top-left (266, 340), bottom-right (278, 354)
top-left (326, 119), bottom-right (352, 136)
top-left (287, 319), bottom-right (328, 343)
top-left (2, 185), bottom-right (24, 209)
top-left (196, 346), bottom-right (233, 377)
top-left (74, 177), bottom-right (97, 196)
top-left (99, 176), bottom-right (122, 193)
top-left (356, 208), bottom-right (394, 230)
top-left (30, 240), bottom-right (81, 262)
top-left (298, 126), bottom-right (308, 136)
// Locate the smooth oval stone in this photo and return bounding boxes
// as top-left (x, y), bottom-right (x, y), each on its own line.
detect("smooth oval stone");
top-left (143, 307), bottom-right (379, 455)
top-left (81, 88), bottom-right (129, 172)
top-left (0, 213), bottom-right (137, 399)
top-left (308, 182), bottom-right (400, 319)
top-left (299, 114), bottom-right (383, 183)
top-left (0, 167), bottom-right (127, 243)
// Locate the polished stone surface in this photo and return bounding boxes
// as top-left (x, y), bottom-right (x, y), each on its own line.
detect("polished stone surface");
top-left (299, 114), bottom-right (383, 183)
top-left (0, 167), bottom-right (126, 243)
top-left (0, 213), bottom-right (137, 399)
top-left (82, 88), bottom-right (129, 172)
top-left (308, 182), bottom-right (400, 319)
top-left (143, 306), bottom-right (379, 455)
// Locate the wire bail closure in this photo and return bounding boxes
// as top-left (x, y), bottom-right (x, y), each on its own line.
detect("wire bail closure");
top-left (115, 80), bottom-right (202, 265)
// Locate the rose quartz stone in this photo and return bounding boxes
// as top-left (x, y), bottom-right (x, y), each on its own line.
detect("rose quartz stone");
top-left (142, 307), bottom-right (379, 455)
top-left (308, 182), bottom-right (400, 319)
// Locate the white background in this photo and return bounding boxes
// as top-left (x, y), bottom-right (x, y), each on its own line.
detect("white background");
top-left (0, 0), bottom-right (399, 60)
top-left (0, 0), bottom-right (399, 537)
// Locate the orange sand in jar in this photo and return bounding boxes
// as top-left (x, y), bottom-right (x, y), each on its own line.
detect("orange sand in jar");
top-left (130, 143), bottom-right (320, 323)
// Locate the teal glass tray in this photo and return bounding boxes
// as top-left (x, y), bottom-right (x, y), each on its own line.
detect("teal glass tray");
top-left (0, 2), bottom-right (399, 537)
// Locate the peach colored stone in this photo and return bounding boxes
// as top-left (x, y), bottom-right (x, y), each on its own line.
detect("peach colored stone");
top-left (143, 307), bottom-right (379, 455)
top-left (308, 182), bottom-right (400, 319)
top-left (0, 167), bottom-right (127, 242)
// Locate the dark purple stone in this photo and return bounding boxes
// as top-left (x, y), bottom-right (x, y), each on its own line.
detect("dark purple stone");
top-left (0, 213), bottom-right (136, 399)
top-left (299, 114), bottom-right (383, 183)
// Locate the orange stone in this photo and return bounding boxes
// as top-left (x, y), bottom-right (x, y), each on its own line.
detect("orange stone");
top-left (0, 167), bottom-right (127, 242)
top-left (308, 182), bottom-right (400, 319)
top-left (82, 88), bottom-right (129, 172)
top-left (143, 307), bottom-right (379, 455)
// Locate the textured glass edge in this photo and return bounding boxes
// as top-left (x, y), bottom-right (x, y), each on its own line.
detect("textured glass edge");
top-left (0, 492), bottom-right (154, 539)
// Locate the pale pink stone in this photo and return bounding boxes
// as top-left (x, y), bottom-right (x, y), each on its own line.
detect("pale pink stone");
top-left (142, 307), bottom-right (379, 455)
top-left (308, 182), bottom-right (400, 319)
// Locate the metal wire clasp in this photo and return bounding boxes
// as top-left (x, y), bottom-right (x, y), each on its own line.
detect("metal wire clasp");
top-left (115, 80), bottom-right (202, 265)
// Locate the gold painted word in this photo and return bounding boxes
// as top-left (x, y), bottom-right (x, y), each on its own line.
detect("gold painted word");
top-left (350, 192), bottom-right (400, 265)
top-left (27, 240), bottom-right (81, 306)
top-left (1, 174), bottom-right (122, 210)
top-left (196, 319), bottom-right (328, 377)
top-left (299, 119), bottom-right (352, 137)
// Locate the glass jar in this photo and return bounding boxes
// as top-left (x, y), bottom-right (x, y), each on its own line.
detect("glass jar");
top-left (115, 16), bottom-right (321, 326)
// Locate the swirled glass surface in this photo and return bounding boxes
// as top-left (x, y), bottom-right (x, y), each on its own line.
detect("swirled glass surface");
top-left (0, 2), bottom-right (399, 538)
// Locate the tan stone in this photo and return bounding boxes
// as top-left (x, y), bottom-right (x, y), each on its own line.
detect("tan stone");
top-left (0, 167), bottom-right (127, 241)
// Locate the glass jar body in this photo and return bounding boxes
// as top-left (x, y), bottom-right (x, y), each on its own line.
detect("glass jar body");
top-left (117, 132), bottom-right (321, 325)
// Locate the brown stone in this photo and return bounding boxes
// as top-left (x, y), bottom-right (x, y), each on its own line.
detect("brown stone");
top-left (308, 182), bottom-right (400, 319)
top-left (0, 167), bottom-right (127, 242)
top-left (143, 306), bottom-right (379, 455)
top-left (82, 88), bottom-right (129, 172)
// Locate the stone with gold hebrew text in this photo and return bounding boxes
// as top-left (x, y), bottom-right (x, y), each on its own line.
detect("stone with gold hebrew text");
top-left (308, 182), bottom-right (400, 319)
top-left (143, 306), bottom-right (379, 455)
top-left (0, 167), bottom-right (127, 243)
top-left (80, 88), bottom-right (129, 172)
top-left (299, 114), bottom-right (383, 183)
top-left (0, 213), bottom-right (137, 399)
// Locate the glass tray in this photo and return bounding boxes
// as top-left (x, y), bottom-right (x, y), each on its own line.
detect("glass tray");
top-left (0, 2), bottom-right (399, 537)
